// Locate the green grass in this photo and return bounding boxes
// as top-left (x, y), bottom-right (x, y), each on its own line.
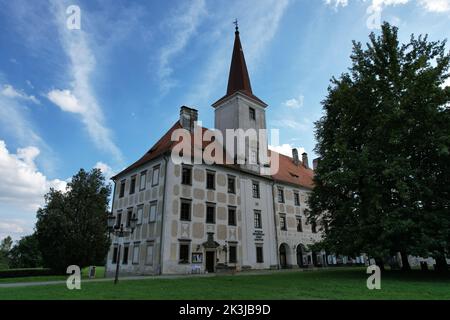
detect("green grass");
top-left (0, 266), bottom-right (105, 284)
top-left (1, 268), bottom-right (450, 300)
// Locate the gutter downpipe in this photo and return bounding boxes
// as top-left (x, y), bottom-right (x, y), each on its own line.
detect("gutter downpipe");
top-left (271, 180), bottom-right (281, 270)
top-left (159, 153), bottom-right (170, 275)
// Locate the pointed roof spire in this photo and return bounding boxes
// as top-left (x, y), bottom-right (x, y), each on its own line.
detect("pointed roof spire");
top-left (226, 21), bottom-right (253, 96)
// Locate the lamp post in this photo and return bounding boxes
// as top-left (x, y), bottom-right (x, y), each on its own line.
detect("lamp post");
top-left (107, 213), bottom-right (138, 285)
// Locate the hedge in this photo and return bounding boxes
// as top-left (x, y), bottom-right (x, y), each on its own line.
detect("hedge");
top-left (0, 268), bottom-right (61, 278)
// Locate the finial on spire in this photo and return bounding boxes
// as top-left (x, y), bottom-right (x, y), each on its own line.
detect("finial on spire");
top-left (233, 19), bottom-right (239, 33)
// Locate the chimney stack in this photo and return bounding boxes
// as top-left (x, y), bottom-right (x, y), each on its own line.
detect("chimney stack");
top-left (302, 152), bottom-right (309, 169)
top-left (313, 158), bottom-right (319, 170)
top-left (180, 106), bottom-right (198, 131)
top-left (292, 149), bottom-right (300, 165)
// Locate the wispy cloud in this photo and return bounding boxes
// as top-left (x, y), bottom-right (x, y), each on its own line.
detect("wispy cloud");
top-left (325, 0), bottom-right (450, 13)
top-left (47, 1), bottom-right (123, 164)
top-left (283, 95), bottom-right (304, 109)
top-left (269, 143), bottom-right (306, 157)
top-left (1, 84), bottom-right (40, 104)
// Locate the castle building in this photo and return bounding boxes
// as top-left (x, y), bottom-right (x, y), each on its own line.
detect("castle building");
top-left (106, 27), bottom-right (324, 276)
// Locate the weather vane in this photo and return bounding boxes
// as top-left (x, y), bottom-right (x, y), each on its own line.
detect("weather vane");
top-left (233, 19), bottom-right (239, 32)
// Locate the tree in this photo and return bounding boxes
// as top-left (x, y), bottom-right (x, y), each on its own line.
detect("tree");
top-left (0, 236), bottom-right (13, 269)
top-left (8, 233), bottom-right (43, 269)
top-left (36, 168), bottom-right (111, 273)
top-left (308, 23), bottom-right (450, 271)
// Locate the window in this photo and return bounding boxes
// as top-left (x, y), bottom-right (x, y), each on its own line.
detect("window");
top-left (206, 204), bottom-right (215, 224)
top-left (132, 243), bottom-right (140, 264)
top-left (126, 209), bottom-right (133, 227)
top-left (149, 201), bottom-right (157, 223)
top-left (180, 199), bottom-right (191, 221)
top-left (249, 107), bottom-right (256, 120)
top-left (206, 171), bottom-right (215, 190)
top-left (130, 176), bottom-right (136, 194)
top-left (228, 176), bottom-right (236, 194)
top-left (254, 210), bottom-right (262, 229)
top-left (152, 166), bottom-right (160, 186)
top-left (296, 217), bottom-right (303, 232)
top-left (146, 244), bottom-right (154, 265)
top-left (115, 212), bottom-right (122, 228)
top-left (181, 166), bottom-right (192, 185)
top-left (137, 206), bottom-right (143, 225)
top-left (122, 245), bottom-right (129, 264)
top-left (119, 180), bottom-right (125, 198)
top-left (140, 171), bottom-right (147, 191)
top-left (280, 215), bottom-right (287, 231)
top-left (256, 246), bottom-right (264, 263)
top-left (252, 181), bottom-right (260, 198)
top-left (294, 192), bottom-right (300, 206)
top-left (311, 221), bottom-right (317, 234)
top-left (229, 245), bottom-right (237, 263)
top-left (228, 207), bottom-right (236, 226)
top-left (179, 243), bottom-right (190, 264)
top-left (278, 188), bottom-right (285, 203)
top-left (112, 246), bottom-right (118, 263)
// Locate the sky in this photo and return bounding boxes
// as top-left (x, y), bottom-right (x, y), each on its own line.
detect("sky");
top-left (0, 0), bottom-right (449, 241)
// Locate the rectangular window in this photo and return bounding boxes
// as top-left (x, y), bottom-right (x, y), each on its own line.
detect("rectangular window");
top-left (254, 210), bottom-right (262, 229)
top-left (294, 192), bottom-right (300, 206)
top-left (227, 176), bottom-right (236, 194)
top-left (252, 181), bottom-right (260, 199)
top-left (149, 201), bottom-right (157, 223)
top-left (132, 244), bottom-right (140, 264)
top-left (249, 107), bottom-right (256, 120)
top-left (228, 207), bottom-right (236, 226)
top-left (206, 204), bottom-right (215, 224)
top-left (152, 166), bottom-right (160, 186)
top-left (116, 212), bottom-right (122, 228)
top-left (180, 199), bottom-right (191, 221)
top-left (122, 245), bottom-right (129, 264)
top-left (130, 176), bottom-right (136, 195)
top-left (256, 246), bottom-right (264, 263)
top-left (137, 206), bottom-right (143, 225)
top-left (312, 221), bottom-right (317, 234)
top-left (112, 246), bottom-right (118, 263)
top-left (119, 180), bottom-right (125, 198)
top-left (179, 243), bottom-right (190, 264)
top-left (181, 166), bottom-right (192, 185)
top-left (126, 209), bottom-right (132, 227)
top-left (140, 171), bottom-right (147, 191)
top-left (297, 217), bottom-right (303, 232)
top-left (206, 171), bottom-right (215, 190)
top-left (278, 188), bottom-right (285, 203)
top-left (229, 245), bottom-right (237, 263)
top-left (280, 215), bottom-right (287, 231)
top-left (146, 244), bottom-right (154, 265)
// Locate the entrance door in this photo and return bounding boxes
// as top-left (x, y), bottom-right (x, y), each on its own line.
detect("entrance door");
top-left (279, 245), bottom-right (287, 268)
top-left (205, 251), bottom-right (215, 273)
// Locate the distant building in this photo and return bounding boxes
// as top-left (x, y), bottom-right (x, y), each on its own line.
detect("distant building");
top-left (106, 27), bottom-right (327, 276)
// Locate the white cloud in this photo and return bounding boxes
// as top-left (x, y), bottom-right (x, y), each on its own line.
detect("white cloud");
top-left (0, 140), bottom-right (66, 211)
top-left (271, 118), bottom-right (310, 132)
top-left (94, 161), bottom-right (115, 181)
top-left (269, 144), bottom-right (306, 157)
top-left (326, 0), bottom-right (450, 12)
top-left (419, 0), bottom-right (450, 12)
top-left (47, 1), bottom-right (123, 164)
top-left (284, 95), bottom-right (304, 109)
top-left (325, 0), bottom-right (349, 8)
top-left (0, 219), bottom-right (32, 241)
top-left (158, 0), bottom-right (207, 94)
top-left (1, 84), bottom-right (40, 104)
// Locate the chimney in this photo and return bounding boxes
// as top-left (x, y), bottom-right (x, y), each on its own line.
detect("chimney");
top-left (313, 158), bottom-right (319, 170)
top-left (180, 106), bottom-right (198, 131)
top-left (302, 152), bottom-right (309, 169)
top-left (292, 149), bottom-right (300, 165)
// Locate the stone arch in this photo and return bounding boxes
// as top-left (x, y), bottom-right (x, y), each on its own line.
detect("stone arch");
top-left (296, 244), bottom-right (307, 268)
top-left (279, 243), bottom-right (291, 268)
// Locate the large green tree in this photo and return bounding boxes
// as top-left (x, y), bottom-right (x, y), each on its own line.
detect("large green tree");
top-left (36, 168), bottom-right (111, 273)
top-left (308, 23), bottom-right (450, 271)
top-left (8, 233), bottom-right (43, 269)
top-left (0, 236), bottom-right (13, 269)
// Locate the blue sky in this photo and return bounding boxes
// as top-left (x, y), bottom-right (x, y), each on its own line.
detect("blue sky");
top-left (1, 0), bottom-right (449, 240)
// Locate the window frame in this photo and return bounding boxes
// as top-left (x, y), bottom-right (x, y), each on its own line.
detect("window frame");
top-left (112, 246), bottom-right (118, 264)
top-left (256, 246), bottom-right (264, 263)
top-left (206, 170), bottom-right (216, 190)
top-left (296, 216), bottom-right (303, 232)
top-left (136, 205), bottom-right (144, 225)
top-left (145, 243), bottom-right (154, 265)
top-left (249, 107), bottom-right (256, 121)
top-left (126, 209), bottom-right (133, 227)
top-left (129, 175), bottom-right (136, 195)
top-left (119, 180), bottom-right (125, 198)
top-left (181, 165), bottom-right (192, 185)
top-left (227, 175), bottom-right (236, 194)
top-left (229, 245), bottom-right (237, 263)
top-left (132, 243), bottom-right (140, 265)
top-left (179, 243), bottom-right (190, 264)
top-left (228, 206), bottom-right (237, 226)
top-left (122, 245), bottom-right (129, 264)
top-left (254, 210), bottom-right (262, 229)
top-left (278, 188), bottom-right (285, 203)
top-left (280, 215), bottom-right (287, 231)
top-left (206, 203), bottom-right (216, 224)
top-left (252, 181), bottom-right (260, 199)
top-left (152, 165), bottom-right (160, 187)
top-left (149, 201), bottom-right (157, 223)
top-left (180, 199), bottom-right (192, 221)
top-left (294, 192), bottom-right (300, 206)
top-left (139, 171), bottom-right (147, 191)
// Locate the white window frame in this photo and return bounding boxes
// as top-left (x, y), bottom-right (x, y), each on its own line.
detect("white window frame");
top-left (145, 244), bottom-right (154, 265)
top-left (149, 201), bottom-right (157, 223)
top-left (137, 206), bottom-right (143, 225)
top-left (152, 166), bottom-right (160, 186)
top-left (132, 243), bottom-right (140, 265)
top-left (140, 171), bottom-right (147, 191)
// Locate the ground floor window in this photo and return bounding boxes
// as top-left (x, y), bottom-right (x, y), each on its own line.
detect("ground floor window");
top-left (229, 245), bottom-right (237, 263)
top-left (256, 246), bottom-right (264, 263)
top-left (122, 245), bottom-right (129, 264)
top-left (132, 243), bottom-right (140, 264)
top-left (146, 244), bottom-right (154, 265)
top-left (112, 246), bottom-right (118, 263)
top-left (179, 243), bottom-right (190, 264)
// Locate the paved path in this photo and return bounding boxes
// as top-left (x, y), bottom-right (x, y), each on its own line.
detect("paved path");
top-left (0, 267), bottom-right (327, 289)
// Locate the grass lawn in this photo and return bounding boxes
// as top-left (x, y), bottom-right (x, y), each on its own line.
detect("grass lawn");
top-left (1, 268), bottom-right (450, 300)
top-left (0, 266), bottom-right (105, 284)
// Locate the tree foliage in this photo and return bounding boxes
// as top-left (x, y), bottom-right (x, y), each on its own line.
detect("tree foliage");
top-left (36, 168), bottom-right (111, 272)
top-left (8, 233), bottom-right (43, 269)
top-left (308, 23), bottom-right (450, 268)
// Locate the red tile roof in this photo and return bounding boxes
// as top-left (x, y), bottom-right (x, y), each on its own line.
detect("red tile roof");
top-left (113, 123), bottom-right (314, 190)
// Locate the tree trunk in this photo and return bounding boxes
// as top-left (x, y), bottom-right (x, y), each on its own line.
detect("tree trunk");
top-left (434, 255), bottom-right (448, 273)
top-left (400, 251), bottom-right (411, 272)
top-left (375, 257), bottom-right (385, 272)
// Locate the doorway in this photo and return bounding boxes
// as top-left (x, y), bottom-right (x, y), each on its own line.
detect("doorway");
top-left (205, 251), bottom-right (215, 273)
